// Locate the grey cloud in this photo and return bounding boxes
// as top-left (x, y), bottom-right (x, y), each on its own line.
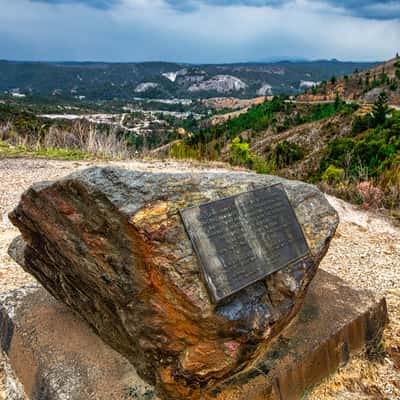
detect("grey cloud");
top-left (2, 0), bottom-right (397, 63)
top-left (29, 0), bottom-right (400, 19)
top-left (165, 0), bottom-right (400, 19)
top-left (325, 0), bottom-right (400, 19)
top-left (30, 0), bottom-right (120, 10)
top-left (165, 0), bottom-right (288, 11)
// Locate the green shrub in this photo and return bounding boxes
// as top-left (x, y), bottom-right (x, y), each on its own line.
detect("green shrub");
top-left (251, 155), bottom-right (269, 174)
top-left (229, 137), bottom-right (253, 166)
top-left (352, 114), bottom-right (374, 135)
top-left (274, 141), bottom-right (304, 168)
top-left (389, 80), bottom-right (398, 91)
top-left (322, 165), bottom-right (345, 184)
top-left (320, 109), bottom-right (400, 182)
top-left (170, 142), bottom-right (200, 160)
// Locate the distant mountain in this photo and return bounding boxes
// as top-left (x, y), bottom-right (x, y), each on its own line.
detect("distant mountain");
top-left (0, 59), bottom-right (378, 100)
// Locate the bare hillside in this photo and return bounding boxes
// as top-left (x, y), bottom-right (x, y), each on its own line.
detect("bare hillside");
top-left (249, 112), bottom-right (354, 180)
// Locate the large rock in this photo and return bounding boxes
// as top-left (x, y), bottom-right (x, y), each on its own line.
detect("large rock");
top-left (8, 167), bottom-right (338, 399)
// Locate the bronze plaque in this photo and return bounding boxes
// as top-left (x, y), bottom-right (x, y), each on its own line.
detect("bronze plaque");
top-left (180, 184), bottom-right (310, 303)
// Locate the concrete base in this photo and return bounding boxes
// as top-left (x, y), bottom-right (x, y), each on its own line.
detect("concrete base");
top-left (0, 284), bottom-right (155, 400)
top-left (0, 270), bottom-right (388, 400)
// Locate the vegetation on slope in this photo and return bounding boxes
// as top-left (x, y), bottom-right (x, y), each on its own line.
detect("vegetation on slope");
top-left (169, 89), bottom-right (400, 212)
top-left (318, 92), bottom-right (400, 210)
top-left (170, 96), bottom-right (356, 166)
top-left (299, 55), bottom-right (400, 105)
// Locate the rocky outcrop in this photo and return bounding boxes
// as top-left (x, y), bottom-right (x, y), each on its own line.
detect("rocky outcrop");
top-left (8, 168), bottom-right (338, 399)
top-left (257, 83), bottom-right (273, 96)
top-left (162, 69), bottom-right (188, 82)
top-left (135, 82), bottom-right (159, 93)
top-left (188, 75), bottom-right (247, 93)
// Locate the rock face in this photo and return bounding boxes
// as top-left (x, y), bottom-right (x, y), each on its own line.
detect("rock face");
top-left (135, 82), bottom-right (159, 93)
top-left (188, 75), bottom-right (247, 93)
top-left (8, 168), bottom-right (338, 399)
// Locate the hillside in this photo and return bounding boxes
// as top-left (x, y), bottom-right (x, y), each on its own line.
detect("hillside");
top-left (164, 59), bottom-right (400, 211)
top-left (249, 111), bottom-right (355, 180)
top-left (169, 97), bottom-right (359, 164)
top-left (0, 59), bottom-right (377, 100)
top-left (299, 56), bottom-right (400, 105)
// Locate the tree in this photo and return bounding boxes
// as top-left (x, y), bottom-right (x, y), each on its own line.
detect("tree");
top-left (372, 91), bottom-right (389, 126)
top-left (365, 72), bottom-right (370, 87)
top-left (334, 94), bottom-right (342, 111)
top-left (389, 79), bottom-right (398, 91)
top-left (330, 76), bottom-right (337, 85)
top-left (274, 141), bottom-right (303, 168)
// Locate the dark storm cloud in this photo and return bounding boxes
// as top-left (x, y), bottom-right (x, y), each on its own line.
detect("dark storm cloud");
top-left (326, 0), bottom-right (400, 19)
top-left (28, 0), bottom-right (400, 19)
top-left (2, 0), bottom-right (397, 62)
top-left (165, 0), bottom-right (400, 19)
top-left (30, 0), bottom-right (120, 10)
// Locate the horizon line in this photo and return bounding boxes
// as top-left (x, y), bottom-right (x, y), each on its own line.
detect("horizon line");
top-left (0, 58), bottom-right (384, 65)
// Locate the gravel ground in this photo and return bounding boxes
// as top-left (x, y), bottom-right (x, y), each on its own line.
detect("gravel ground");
top-left (308, 196), bottom-right (400, 400)
top-left (0, 157), bottom-right (399, 399)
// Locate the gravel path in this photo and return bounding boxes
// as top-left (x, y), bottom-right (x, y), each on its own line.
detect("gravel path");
top-left (0, 157), bottom-right (399, 399)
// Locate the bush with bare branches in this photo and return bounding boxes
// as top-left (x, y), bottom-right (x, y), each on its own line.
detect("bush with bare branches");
top-left (0, 120), bottom-right (133, 159)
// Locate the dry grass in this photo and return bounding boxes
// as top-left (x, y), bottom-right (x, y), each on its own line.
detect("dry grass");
top-left (0, 121), bottom-right (132, 160)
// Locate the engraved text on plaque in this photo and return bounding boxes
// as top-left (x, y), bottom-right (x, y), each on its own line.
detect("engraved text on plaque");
top-left (179, 184), bottom-right (310, 303)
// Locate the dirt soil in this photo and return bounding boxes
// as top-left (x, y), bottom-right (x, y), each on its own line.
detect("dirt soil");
top-left (0, 157), bottom-right (399, 399)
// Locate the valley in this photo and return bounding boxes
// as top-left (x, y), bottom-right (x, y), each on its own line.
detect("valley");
top-left (1, 56), bottom-right (400, 214)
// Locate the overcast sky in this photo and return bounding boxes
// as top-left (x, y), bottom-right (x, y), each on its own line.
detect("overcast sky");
top-left (0, 0), bottom-right (399, 63)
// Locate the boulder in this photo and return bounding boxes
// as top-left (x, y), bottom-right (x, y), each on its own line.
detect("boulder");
top-left (8, 167), bottom-right (338, 399)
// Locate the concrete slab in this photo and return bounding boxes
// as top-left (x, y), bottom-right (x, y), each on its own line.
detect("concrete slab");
top-left (0, 270), bottom-right (387, 400)
top-left (0, 284), bottom-right (155, 400)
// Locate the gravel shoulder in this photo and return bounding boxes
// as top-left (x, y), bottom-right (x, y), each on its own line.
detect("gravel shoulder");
top-left (0, 158), bottom-right (399, 399)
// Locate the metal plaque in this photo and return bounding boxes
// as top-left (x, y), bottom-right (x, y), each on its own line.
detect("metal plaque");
top-left (179, 184), bottom-right (310, 303)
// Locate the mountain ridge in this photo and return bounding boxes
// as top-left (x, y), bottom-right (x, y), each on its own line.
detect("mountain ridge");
top-left (0, 59), bottom-right (378, 100)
